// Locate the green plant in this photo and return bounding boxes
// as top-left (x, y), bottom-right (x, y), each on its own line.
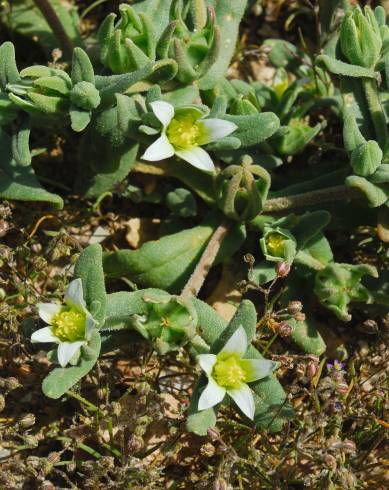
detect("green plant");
top-left (1, 0), bottom-right (387, 440)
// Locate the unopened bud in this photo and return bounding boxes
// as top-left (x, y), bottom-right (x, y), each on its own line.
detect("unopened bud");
top-left (24, 435), bottom-right (39, 447)
top-left (47, 452), bottom-right (61, 465)
top-left (342, 440), bottom-right (356, 453)
top-left (0, 288), bottom-right (5, 301)
top-left (287, 300), bottom-right (302, 315)
top-left (41, 480), bottom-right (55, 490)
top-left (324, 453), bottom-right (337, 470)
top-left (0, 220), bottom-right (9, 238)
top-left (275, 261), bottom-right (290, 277)
top-left (336, 381), bottom-right (349, 395)
top-left (127, 435), bottom-right (143, 453)
top-left (207, 427), bottom-right (221, 441)
top-left (213, 478), bottom-right (229, 490)
top-left (0, 394), bottom-right (5, 412)
top-left (294, 312), bottom-right (306, 322)
top-left (19, 413), bottom-right (36, 428)
top-left (382, 313), bottom-right (389, 332)
top-left (200, 442), bottom-right (216, 457)
top-left (5, 377), bottom-right (21, 391)
top-left (307, 362), bottom-right (317, 381)
top-left (359, 319), bottom-right (379, 334)
top-left (277, 321), bottom-right (292, 337)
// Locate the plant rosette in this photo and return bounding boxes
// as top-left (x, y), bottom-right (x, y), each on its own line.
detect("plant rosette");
top-left (31, 279), bottom-right (97, 367)
top-left (197, 326), bottom-right (278, 420)
top-left (141, 101), bottom-right (237, 172)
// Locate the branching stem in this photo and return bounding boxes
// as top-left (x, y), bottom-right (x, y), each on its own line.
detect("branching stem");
top-left (181, 220), bottom-right (230, 297)
top-left (33, 0), bottom-right (74, 59)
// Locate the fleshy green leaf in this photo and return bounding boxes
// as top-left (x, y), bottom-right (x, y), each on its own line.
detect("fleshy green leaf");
top-left (74, 244), bottom-right (107, 326)
top-left (0, 129), bottom-right (63, 208)
top-left (42, 331), bottom-right (101, 399)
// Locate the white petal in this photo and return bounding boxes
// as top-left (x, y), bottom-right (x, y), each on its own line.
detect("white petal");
top-left (198, 354), bottom-right (217, 375)
top-left (220, 326), bottom-right (247, 357)
top-left (141, 134), bottom-right (175, 161)
top-left (85, 313), bottom-right (96, 339)
top-left (243, 359), bottom-right (278, 382)
top-left (201, 119), bottom-right (238, 143)
top-left (65, 279), bottom-right (86, 310)
top-left (227, 383), bottom-right (255, 420)
top-left (175, 147), bottom-right (215, 172)
top-left (150, 101), bottom-right (175, 128)
top-left (38, 303), bottom-right (62, 324)
top-left (31, 326), bottom-right (59, 344)
top-left (57, 341), bottom-right (85, 367)
top-left (198, 377), bottom-right (226, 411)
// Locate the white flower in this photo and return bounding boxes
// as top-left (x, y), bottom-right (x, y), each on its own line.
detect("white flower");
top-left (141, 101), bottom-right (237, 172)
top-left (31, 279), bottom-right (96, 367)
top-left (197, 326), bottom-right (278, 420)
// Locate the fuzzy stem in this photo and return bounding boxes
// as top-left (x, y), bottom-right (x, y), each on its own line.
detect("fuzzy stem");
top-left (33, 0), bottom-right (74, 59)
top-left (181, 221), bottom-right (230, 297)
top-left (263, 185), bottom-right (361, 213)
top-left (362, 77), bottom-right (388, 150)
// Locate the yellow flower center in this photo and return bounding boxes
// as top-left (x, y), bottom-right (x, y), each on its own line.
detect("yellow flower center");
top-left (213, 353), bottom-right (248, 389)
top-left (167, 115), bottom-right (207, 150)
top-left (266, 232), bottom-right (286, 257)
top-left (51, 307), bottom-right (86, 342)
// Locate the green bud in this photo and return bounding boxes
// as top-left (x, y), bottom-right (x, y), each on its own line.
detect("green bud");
top-left (157, 5), bottom-right (220, 84)
top-left (260, 227), bottom-right (297, 264)
top-left (131, 293), bottom-right (198, 354)
top-left (98, 4), bottom-right (156, 74)
top-left (340, 6), bottom-right (382, 68)
top-left (70, 81), bottom-right (101, 111)
top-left (314, 263), bottom-right (378, 322)
top-left (215, 156), bottom-right (271, 221)
top-left (350, 140), bottom-right (382, 177)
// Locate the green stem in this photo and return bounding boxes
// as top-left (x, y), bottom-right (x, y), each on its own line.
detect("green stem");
top-left (263, 185), bottom-right (361, 213)
top-left (33, 0), bottom-right (74, 59)
top-left (362, 77), bottom-right (388, 150)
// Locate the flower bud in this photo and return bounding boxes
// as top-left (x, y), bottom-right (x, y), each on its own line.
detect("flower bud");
top-left (19, 413), bottom-right (36, 428)
top-left (207, 427), bottom-right (221, 441)
top-left (340, 6), bottom-right (382, 68)
top-left (213, 478), bottom-right (229, 490)
top-left (307, 361), bottom-right (317, 381)
top-left (215, 157), bottom-right (271, 221)
top-left (294, 312), bottom-right (306, 322)
top-left (359, 319), bottom-right (379, 334)
top-left (4, 377), bottom-right (20, 391)
top-left (24, 435), bottom-right (39, 447)
top-left (47, 452), bottom-right (61, 465)
top-left (0, 394), bottom-right (5, 412)
top-left (287, 300), bottom-right (303, 315)
top-left (277, 321), bottom-right (292, 337)
top-left (260, 227), bottom-right (297, 264)
top-left (342, 440), bottom-right (356, 454)
top-left (0, 219), bottom-right (9, 238)
top-left (336, 381), bottom-right (349, 395)
top-left (200, 442), bottom-right (216, 457)
top-left (275, 261), bottom-right (291, 278)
